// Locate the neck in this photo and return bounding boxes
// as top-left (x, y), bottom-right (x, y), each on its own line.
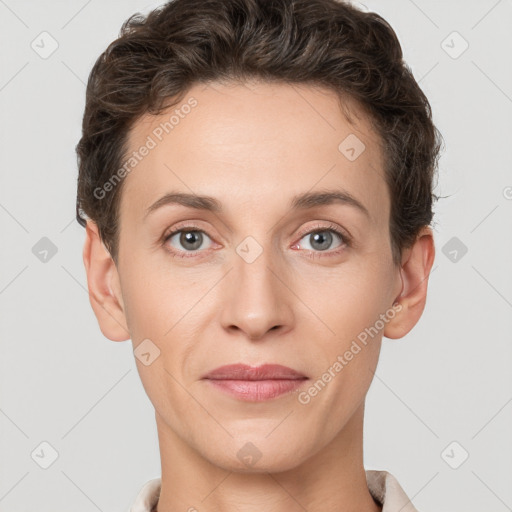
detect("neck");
top-left (154, 402), bottom-right (381, 512)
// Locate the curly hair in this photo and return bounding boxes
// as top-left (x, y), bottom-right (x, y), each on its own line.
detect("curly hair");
top-left (75, 0), bottom-right (443, 266)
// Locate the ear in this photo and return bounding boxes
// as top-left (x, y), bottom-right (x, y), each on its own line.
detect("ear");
top-left (82, 220), bottom-right (130, 342)
top-left (384, 226), bottom-right (436, 340)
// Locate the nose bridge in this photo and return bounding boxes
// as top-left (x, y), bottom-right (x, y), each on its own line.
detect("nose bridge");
top-left (220, 235), bottom-right (293, 339)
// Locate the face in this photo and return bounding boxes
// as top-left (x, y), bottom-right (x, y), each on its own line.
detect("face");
top-left (102, 80), bottom-right (407, 472)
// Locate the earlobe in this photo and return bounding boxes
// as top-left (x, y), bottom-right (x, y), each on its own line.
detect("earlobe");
top-left (82, 220), bottom-right (130, 342)
top-left (384, 226), bottom-right (436, 340)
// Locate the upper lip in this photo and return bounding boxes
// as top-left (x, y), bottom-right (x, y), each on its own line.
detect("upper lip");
top-left (202, 364), bottom-right (307, 380)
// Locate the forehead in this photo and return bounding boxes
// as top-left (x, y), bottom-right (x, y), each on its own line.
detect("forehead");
top-left (120, 80), bottom-right (388, 228)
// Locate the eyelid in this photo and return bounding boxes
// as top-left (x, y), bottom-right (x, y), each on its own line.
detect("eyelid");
top-left (162, 221), bottom-right (217, 247)
top-left (162, 220), bottom-right (209, 240)
top-left (294, 221), bottom-right (352, 246)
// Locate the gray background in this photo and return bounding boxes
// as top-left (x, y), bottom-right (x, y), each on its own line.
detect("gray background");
top-left (1, 0), bottom-right (511, 510)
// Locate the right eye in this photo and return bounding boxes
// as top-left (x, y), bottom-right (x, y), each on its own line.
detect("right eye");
top-left (163, 225), bottom-right (215, 258)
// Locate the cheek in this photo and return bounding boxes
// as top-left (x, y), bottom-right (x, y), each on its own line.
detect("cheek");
top-left (293, 258), bottom-right (390, 399)
top-left (119, 257), bottom-right (198, 416)
top-left (298, 258), bottom-right (391, 338)
top-left (119, 252), bottom-right (207, 379)
top-left (299, 271), bottom-right (386, 419)
top-left (118, 251), bottom-right (172, 340)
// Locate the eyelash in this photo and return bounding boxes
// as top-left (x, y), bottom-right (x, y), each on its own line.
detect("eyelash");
top-left (162, 222), bottom-right (352, 260)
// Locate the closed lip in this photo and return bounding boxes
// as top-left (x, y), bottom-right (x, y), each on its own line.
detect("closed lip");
top-left (202, 363), bottom-right (308, 380)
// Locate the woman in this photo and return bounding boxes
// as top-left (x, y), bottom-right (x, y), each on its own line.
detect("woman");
top-left (76, 0), bottom-right (441, 510)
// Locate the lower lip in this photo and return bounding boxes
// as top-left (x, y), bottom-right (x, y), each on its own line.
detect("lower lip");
top-left (205, 379), bottom-right (307, 401)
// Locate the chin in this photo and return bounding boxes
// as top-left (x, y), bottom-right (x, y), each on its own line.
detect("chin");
top-left (202, 435), bottom-right (310, 474)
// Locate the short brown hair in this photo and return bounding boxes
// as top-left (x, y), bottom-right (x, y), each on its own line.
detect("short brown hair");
top-left (75, 0), bottom-right (443, 266)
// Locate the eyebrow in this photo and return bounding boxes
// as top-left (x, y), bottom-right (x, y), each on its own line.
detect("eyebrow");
top-left (143, 189), bottom-right (371, 220)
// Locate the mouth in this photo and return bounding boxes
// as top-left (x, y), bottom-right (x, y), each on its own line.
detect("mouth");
top-left (202, 364), bottom-right (309, 402)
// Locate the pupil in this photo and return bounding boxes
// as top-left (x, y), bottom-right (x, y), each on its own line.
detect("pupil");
top-left (181, 231), bottom-right (202, 250)
top-left (311, 231), bottom-right (332, 251)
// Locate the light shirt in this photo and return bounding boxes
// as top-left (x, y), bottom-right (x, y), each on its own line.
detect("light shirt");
top-left (129, 470), bottom-right (419, 512)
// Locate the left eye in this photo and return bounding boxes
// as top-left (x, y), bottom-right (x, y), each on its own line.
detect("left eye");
top-left (295, 229), bottom-right (346, 252)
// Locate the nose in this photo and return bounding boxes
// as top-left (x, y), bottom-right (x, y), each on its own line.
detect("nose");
top-left (219, 245), bottom-right (294, 341)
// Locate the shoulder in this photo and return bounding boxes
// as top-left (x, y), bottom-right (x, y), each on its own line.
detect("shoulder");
top-left (129, 477), bottom-right (161, 512)
top-left (366, 469), bottom-right (420, 512)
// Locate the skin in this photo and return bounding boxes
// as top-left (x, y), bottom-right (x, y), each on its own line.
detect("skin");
top-left (82, 79), bottom-right (435, 512)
